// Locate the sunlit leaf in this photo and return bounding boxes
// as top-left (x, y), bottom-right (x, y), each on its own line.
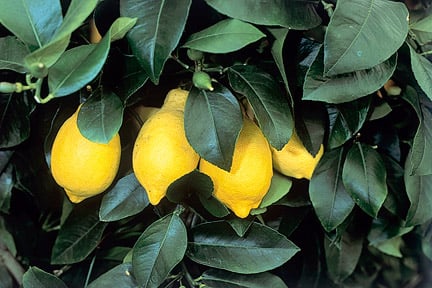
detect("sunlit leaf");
top-left (87, 263), bottom-right (137, 288)
top-left (324, 0), bottom-right (408, 76)
top-left (120, 0), bottom-right (191, 83)
top-left (201, 269), bottom-right (288, 288)
top-left (228, 65), bottom-right (293, 150)
top-left (23, 267), bottom-right (68, 288)
top-left (187, 221), bottom-right (300, 274)
top-left (258, 171), bottom-right (292, 209)
top-left (185, 85), bottom-right (242, 171)
top-left (182, 19), bottom-right (265, 54)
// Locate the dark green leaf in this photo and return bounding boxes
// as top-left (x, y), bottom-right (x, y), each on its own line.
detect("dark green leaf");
top-left (0, 0), bottom-right (62, 47)
top-left (0, 264), bottom-right (13, 288)
top-left (182, 19), bottom-right (265, 54)
top-left (373, 237), bottom-right (404, 258)
top-left (78, 88), bottom-right (124, 143)
top-left (228, 65), bottom-right (293, 150)
top-left (258, 171), bottom-right (292, 209)
top-left (410, 14), bottom-right (432, 33)
top-left (342, 143), bottom-right (388, 217)
top-left (132, 213), bottom-right (187, 287)
top-left (404, 163), bottom-right (432, 226)
top-left (199, 194), bottom-right (230, 218)
top-left (185, 85), bottom-right (242, 171)
top-left (166, 170), bottom-right (213, 203)
top-left (0, 217), bottom-right (16, 256)
top-left (187, 221), bottom-right (300, 274)
top-left (226, 218), bottom-right (254, 238)
top-left (87, 263), bottom-right (137, 288)
top-left (303, 47), bottom-right (397, 103)
top-left (310, 147), bottom-right (355, 232)
top-left (327, 96), bottom-right (372, 149)
top-left (99, 173), bottom-right (149, 222)
top-left (22, 267), bottom-right (68, 288)
top-left (422, 223), bottom-right (432, 261)
top-left (410, 45), bottom-right (432, 101)
top-left (0, 36), bottom-right (30, 72)
top-left (204, 0), bottom-right (321, 30)
top-left (324, 0), bottom-right (408, 76)
top-left (201, 269), bottom-right (288, 288)
top-left (0, 165), bottom-right (13, 213)
top-left (0, 92), bottom-right (36, 148)
top-left (51, 202), bottom-right (108, 264)
top-left (367, 218), bottom-right (413, 248)
top-left (382, 155), bottom-right (409, 217)
top-left (120, 0), bottom-right (191, 84)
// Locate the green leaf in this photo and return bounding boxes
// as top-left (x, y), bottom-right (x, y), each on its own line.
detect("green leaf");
top-left (87, 263), bottom-right (137, 288)
top-left (204, 0), bottom-right (321, 30)
top-left (342, 143), bottom-right (388, 217)
top-left (228, 65), bottom-right (293, 150)
top-left (185, 85), bottom-right (242, 171)
top-left (51, 202), bottom-right (108, 264)
top-left (77, 88), bottom-right (124, 144)
top-left (201, 269), bottom-right (288, 288)
top-left (411, 14), bottom-right (432, 33)
top-left (410, 45), bottom-right (432, 102)
top-left (367, 218), bottom-right (413, 249)
top-left (373, 237), bottom-right (403, 258)
top-left (182, 19), bottom-right (266, 54)
top-left (303, 47), bottom-right (397, 103)
top-left (22, 267), bottom-right (68, 288)
top-left (404, 165), bottom-right (432, 226)
top-left (0, 217), bottom-right (16, 256)
top-left (132, 213), bottom-right (187, 287)
top-left (0, 164), bottom-right (13, 213)
top-left (258, 171), bottom-right (292, 209)
top-left (327, 96), bottom-right (372, 149)
top-left (401, 86), bottom-right (432, 175)
top-left (120, 0), bottom-right (191, 84)
top-left (99, 173), bottom-right (149, 222)
top-left (324, 0), bottom-right (408, 76)
top-left (187, 221), bottom-right (300, 274)
top-left (226, 218), bottom-right (254, 238)
top-left (0, 0), bottom-right (63, 47)
top-left (166, 170), bottom-right (212, 203)
top-left (48, 17), bottom-right (135, 97)
top-left (0, 92), bottom-right (36, 148)
top-left (310, 147), bottom-right (355, 232)
top-left (0, 36), bottom-right (30, 72)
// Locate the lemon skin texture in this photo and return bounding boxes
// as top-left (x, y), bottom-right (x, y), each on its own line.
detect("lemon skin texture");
top-left (51, 108), bottom-right (121, 203)
top-left (271, 131), bottom-right (324, 180)
top-left (132, 88), bottom-right (200, 205)
top-left (199, 118), bottom-right (273, 218)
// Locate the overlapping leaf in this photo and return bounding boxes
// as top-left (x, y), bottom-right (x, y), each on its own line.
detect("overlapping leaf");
top-left (410, 45), bottom-right (432, 102)
top-left (0, 36), bottom-right (30, 72)
top-left (22, 267), bottom-right (68, 288)
top-left (201, 269), bottom-right (288, 288)
top-left (87, 263), bottom-right (137, 288)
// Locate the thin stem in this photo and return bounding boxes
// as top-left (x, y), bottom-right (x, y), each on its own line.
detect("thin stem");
top-left (181, 262), bottom-right (200, 287)
top-left (84, 254), bottom-right (97, 287)
top-left (321, 0), bottom-right (334, 17)
top-left (170, 55), bottom-right (191, 71)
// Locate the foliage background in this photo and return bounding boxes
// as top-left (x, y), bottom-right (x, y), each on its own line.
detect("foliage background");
top-left (1, 0), bottom-right (432, 287)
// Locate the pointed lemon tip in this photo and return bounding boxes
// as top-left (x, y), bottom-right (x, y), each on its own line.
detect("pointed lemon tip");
top-left (64, 189), bottom-right (88, 203)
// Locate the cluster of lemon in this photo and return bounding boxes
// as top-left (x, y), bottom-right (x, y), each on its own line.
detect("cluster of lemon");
top-left (50, 89), bottom-right (323, 218)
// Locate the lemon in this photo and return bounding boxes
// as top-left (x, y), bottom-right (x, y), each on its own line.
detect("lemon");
top-left (132, 88), bottom-right (200, 205)
top-left (271, 131), bottom-right (324, 180)
top-left (50, 106), bottom-right (121, 203)
top-left (199, 118), bottom-right (273, 218)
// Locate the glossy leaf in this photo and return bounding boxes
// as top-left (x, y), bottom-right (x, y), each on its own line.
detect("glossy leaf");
top-left (259, 171), bottom-right (292, 209)
top-left (77, 88), bottom-right (124, 143)
top-left (184, 85), bottom-right (242, 171)
top-left (410, 45), bottom-right (432, 102)
top-left (304, 47), bottom-right (397, 103)
top-left (0, 92), bottom-right (36, 148)
top-left (324, 0), bottom-right (408, 76)
top-left (201, 269), bottom-right (288, 288)
top-left (99, 173), bottom-right (149, 222)
top-left (342, 143), bottom-right (388, 217)
top-left (228, 65), bottom-right (293, 150)
top-left (132, 213), bottom-right (187, 287)
top-left (0, 0), bottom-right (62, 47)
top-left (48, 17), bottom-right (136, 97)
top-left (182, 19), bottom-right (265, 54)
top-left (310, 147), bottom-right (355, 232)
top-left (204, 0), bottom-right (321, 30)
top-left (87, 263), bottom-right (137, 288)
top-left (51, 203), bottom-right (108, 264)
top-left (327, 96), bottom-right (372, 149)
top-left (22, 267), bottom-right (68, 288)
top-left (227, 218), bottom-right (254, 238)
top-left (404, 165), bottom-right (432, 226)
top-left (120, 0), bottom-right (191, 83)
top-left (0, 36), bottom-right (30, 72)
top-left (187, 221), bottom-right (300, 274)
top-left (402, 86), bottom-right (432, 175)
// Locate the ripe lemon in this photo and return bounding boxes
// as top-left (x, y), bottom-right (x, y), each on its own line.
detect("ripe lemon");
top-left (51, 106), bottom-right (121, 203)
top-left (199, 118), bottom-right (273, 218)
top-left (132, 88), bottom-right (200, 205)
top-left (271, 131), bottom-right (324, 180)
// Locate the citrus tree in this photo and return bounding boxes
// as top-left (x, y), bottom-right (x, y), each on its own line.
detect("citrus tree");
top-left (1, 0), bottom-right (432, 287)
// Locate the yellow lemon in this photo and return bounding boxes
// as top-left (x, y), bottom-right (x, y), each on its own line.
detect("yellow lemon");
top-left (271, 131), bottom-right (324, 180)
top-left (199, 118), bottom-right (273, 218)
top-left (132, 88), bottom-right (200, 205)
top-left (51, 106), bottom-right (121, 203)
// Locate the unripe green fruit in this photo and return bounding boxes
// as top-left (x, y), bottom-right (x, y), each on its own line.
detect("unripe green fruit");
top-left (192, 71), bottom-right (214, 91)
top-left (187, 49), bottom-right (204, 61)
top-left (0, 82), bottom-right (17, 93)
top-left (29, 62), bottom-right (48, 78)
